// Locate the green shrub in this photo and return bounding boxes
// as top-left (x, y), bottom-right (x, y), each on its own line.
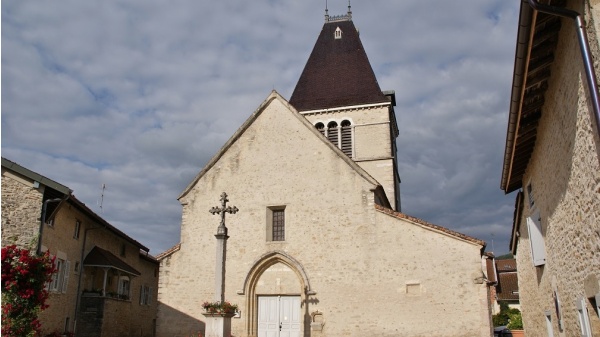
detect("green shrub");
top-left (507, 311), bottom-right (523, 330)
top-left (492, 302), bottom-right (522, 327)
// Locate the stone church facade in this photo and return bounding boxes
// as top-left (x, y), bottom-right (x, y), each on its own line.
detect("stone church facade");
top-left (157, 10), bottom-right (492, 337)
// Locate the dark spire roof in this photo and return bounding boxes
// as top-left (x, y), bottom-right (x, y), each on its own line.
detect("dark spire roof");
top-left (289, 18), bottom-right (388, 111)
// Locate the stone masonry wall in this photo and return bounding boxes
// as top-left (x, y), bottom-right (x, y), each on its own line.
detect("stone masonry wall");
top-left (303, 105), bottom-right (398, 209)
top-left (1, 168), bottom-right (44, 249)
top-left (515, 1), bottom-right (600, 336)
top-left (156, 95), bottom-right (489, 337)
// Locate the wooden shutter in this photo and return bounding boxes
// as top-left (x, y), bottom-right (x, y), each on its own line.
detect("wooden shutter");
top-left (527, 210), bottom-right (546, 266)
top-left (62, 260), bottom-right (70, 293)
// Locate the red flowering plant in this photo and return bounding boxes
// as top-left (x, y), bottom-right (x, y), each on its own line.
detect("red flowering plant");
top-left (201, 301), bottom-right (238, 315)
top-left (1, 245), bottom-right (57, 337)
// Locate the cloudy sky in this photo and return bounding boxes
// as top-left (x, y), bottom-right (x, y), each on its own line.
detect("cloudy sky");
top-left (2, 0), bottom-right (521, 256)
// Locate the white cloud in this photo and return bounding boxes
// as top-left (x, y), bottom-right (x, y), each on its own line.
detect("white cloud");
top-left (2, 0), bottom-right (520, 255)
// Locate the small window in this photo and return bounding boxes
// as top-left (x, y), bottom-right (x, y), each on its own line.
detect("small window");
top-left (120, 244), bottom-right (126, 257)
top-left (50, 259), bottom-right (69, 293)
top-left (118, 276), bottom-right (130, 300)
top-left (64, 317), bottom-right (70, 334)
top-left (266, 206), bottom-right (286, 242)
top-left (140, 285), bottom-right (152, 305)
top-left (73, 220), bottom-right (81, 239)
top-left (272, 210), bottom-right (285, 241)
top-left (334, 26), bottom-right (342, 39)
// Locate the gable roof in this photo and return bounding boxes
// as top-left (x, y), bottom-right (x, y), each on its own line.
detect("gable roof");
top-left (375, 204), bottom-right (486, 248)
top-left (179, 91), bottom-right (389, 206)
top-left (289, 18), bottom-right (388, 111)
top-left (2, 157), bottom-right (71, 195)
top-left (496, 272), bottom-right (519, 301)
top-left (1, 157), bottom-right (149, 252)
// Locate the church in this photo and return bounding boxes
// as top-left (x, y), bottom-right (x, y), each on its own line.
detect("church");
top-left (156, 6), bottom-right (492, 337)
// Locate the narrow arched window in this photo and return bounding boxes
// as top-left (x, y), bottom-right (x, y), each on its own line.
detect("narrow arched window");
top-left (340, 120), bottom-right (352, 157)
top-left (315, 122), bottom-right (325, 136)
top-left (327, 121), bottom-right (339, 148)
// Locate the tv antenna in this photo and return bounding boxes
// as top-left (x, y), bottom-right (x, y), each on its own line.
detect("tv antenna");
top-left (98, 184), bottom-right (106, 213)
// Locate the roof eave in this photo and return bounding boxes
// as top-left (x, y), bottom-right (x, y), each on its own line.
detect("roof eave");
top-left (502, 1), bottom-right (534, 193)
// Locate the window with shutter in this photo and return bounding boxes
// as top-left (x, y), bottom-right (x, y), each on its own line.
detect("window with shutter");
top-left (62, 260), bottom-right (70, 293)
top-left (327, 121), bottom-right (339, 148)
top-left (527, 210), bottom-right (546, 266)
top-left (51, 258), bottom-right (65, 292)
top-left (140, 285), bottom-right (151, 305)
top-left (73, 220), bottom-right (81, 239)
top-left (340, 120), bottom-right (352, 157)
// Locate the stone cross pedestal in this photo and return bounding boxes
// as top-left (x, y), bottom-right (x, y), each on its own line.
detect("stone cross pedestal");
top-left (205, 192), bottom-right (238, 337)
top-left (202, 313), bottom-right (235, 337)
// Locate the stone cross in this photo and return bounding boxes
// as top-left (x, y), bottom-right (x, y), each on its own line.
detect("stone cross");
top-left (209, 192), bottom-right (238, 303)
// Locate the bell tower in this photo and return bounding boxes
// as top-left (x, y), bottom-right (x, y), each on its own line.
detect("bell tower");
top-left (289, 6), bottom-right (401, 210)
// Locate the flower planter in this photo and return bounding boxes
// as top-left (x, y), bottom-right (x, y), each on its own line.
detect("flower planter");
top-left (202, 312), bottom-right (235, 337)
top-left (510, 329), bottom-right (525, 337)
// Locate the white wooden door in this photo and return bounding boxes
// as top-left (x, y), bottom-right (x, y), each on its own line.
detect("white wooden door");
top-left (258, 296), bottom-right (301, 337)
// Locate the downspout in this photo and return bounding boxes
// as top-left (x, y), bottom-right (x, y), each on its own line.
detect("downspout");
top-left (37, 198), bottom-right (64, 255)
top-left (528, 0), bottom-right (600, 139)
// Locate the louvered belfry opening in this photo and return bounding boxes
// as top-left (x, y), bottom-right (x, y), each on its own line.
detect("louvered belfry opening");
top-left (327, 121), bottom-right (339, 147)
top-left (340, 120), bottom-right (352, 157)
top-left (316, 122), bottom-right (325, 136)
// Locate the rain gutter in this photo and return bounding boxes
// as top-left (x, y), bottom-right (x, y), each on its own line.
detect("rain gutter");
top-left (502, 1), bottom-right (534, 192)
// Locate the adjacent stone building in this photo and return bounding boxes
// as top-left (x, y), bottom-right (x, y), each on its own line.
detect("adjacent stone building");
top-left (157, 9), bottom-right (493, 337)
top-left (501, 0), bottom-right (600, 335)
top-left (1, 157), bottom-right (159, 337)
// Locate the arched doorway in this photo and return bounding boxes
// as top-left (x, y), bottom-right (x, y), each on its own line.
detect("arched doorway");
top-left (239, 251), bottom-right (316, 337)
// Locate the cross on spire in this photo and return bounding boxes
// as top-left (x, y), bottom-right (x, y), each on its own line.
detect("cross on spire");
top-left (209, 192), bottom-right (239, 235)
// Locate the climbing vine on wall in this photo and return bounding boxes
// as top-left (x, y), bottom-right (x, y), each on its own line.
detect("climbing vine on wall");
top-left (1, 245), bottom-right (56, 337)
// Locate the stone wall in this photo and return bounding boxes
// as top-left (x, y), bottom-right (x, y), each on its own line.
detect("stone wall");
top-left (303, 105), bottom-right (398, 210)
top-left (1, 168), bottom-right (44, 249)
top-left (514, 1), bottom-right (600, 336)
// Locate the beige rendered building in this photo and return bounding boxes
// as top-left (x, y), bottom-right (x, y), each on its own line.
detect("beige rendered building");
top-left (1, 157), bottom-right (159, 337)
top-left (156, 10), bottom-right (493, 337)
top-left (502, 0), bottom-right (600, 336)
